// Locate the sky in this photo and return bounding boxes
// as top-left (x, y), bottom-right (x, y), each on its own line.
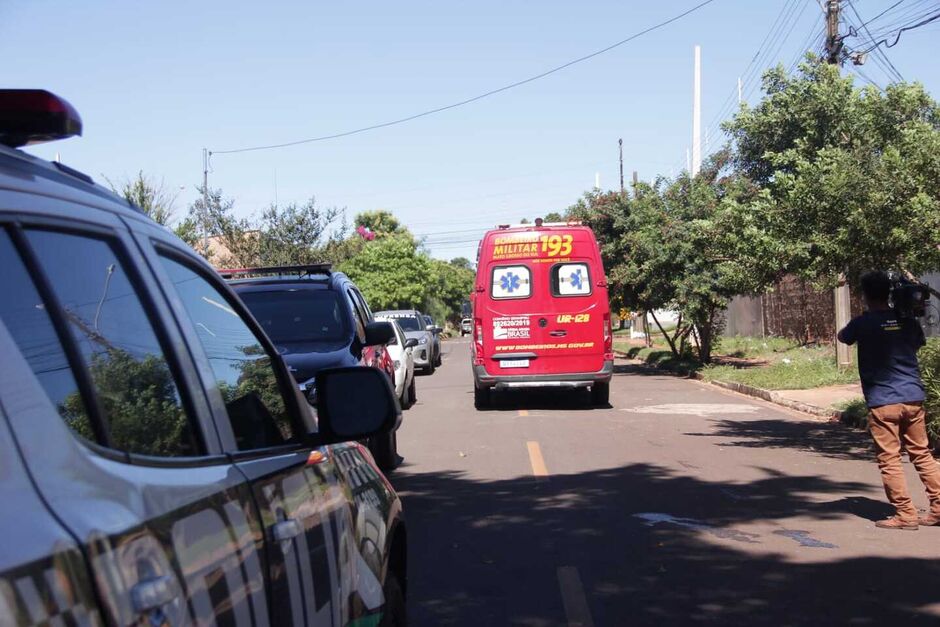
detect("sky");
top-left (3, 0), bottom-right (938, 263)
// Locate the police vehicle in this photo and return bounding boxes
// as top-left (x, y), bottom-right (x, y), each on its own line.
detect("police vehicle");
top-left (0, 90), bottom-right (407, 626)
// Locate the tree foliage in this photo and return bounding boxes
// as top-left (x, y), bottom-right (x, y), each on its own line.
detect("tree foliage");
top-left (568, 151), bottom-right (772, 362)
top-left (183, 188), bottom-right (346, 268)
top-left (725, 58), bottom-right (940, 284)
top-left (107, 171), bottom-right (178, 226)
top-left (340, 235), bottom-right (432, 311)
top-left (355, 210), bottom-right (407, 238)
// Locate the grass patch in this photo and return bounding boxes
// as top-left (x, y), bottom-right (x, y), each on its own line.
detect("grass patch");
top-left (700, 349), bottom-right (859, 390)
top-left (717, 336), bottom-right (799, 359)
top-left (618, 334), bottom-right (860, 391)
top-left (834, 397), bottom-right (869, 429)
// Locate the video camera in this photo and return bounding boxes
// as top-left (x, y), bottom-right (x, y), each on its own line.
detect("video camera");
top-left (887, 272), bottom-right (931, 319)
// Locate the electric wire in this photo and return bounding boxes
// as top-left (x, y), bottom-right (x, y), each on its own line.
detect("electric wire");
top-left (210, 0), bottom-right (721, 155)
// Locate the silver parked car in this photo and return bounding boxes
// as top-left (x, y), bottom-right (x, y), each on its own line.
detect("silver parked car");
top-left (376, 309), bottom-right (441, 374)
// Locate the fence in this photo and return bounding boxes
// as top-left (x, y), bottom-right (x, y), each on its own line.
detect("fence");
top-left (724, 273), bottom-right (938, 342)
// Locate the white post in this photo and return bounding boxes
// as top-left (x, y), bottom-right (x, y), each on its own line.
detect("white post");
top-left (594, 172), bottom-right (600, 190)
top-left (692, 45), bottom-right (702, 177)
top-left (737, 77), bottom-right (743, 104)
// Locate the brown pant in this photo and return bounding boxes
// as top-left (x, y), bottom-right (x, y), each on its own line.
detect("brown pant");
top-left (869, 402), bottom-right (940, 521)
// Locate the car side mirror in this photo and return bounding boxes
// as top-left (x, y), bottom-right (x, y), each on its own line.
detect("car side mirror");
top-left (426, 324), bottom-right (443, 334)
top-left (313, 367), bottom-right (399, 444)
top-left (364, 321), bottom-right (395, 346)
top-left (404, 338), bottom-right (419, 349)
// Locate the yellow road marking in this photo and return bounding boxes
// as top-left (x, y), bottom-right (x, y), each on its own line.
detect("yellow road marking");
top-left (526, 441), bottom-right (549, 478)
top-left (557, 566), bottom-right (595, 627)
top-left (518, 409), bottom-right (529, 416)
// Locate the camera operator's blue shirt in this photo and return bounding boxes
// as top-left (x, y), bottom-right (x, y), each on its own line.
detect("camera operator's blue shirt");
top-left (838, 310), bottom-right (926, 408)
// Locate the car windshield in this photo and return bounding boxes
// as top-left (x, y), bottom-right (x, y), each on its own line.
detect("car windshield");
top-left (240, 289), bottom-right (348, 343)
top-left (392, 315), bottom-right (422, 332)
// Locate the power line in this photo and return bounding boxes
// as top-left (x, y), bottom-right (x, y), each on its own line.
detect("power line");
top-left (845, 0), bottom-right (905, 82)
top-left (210, 0), bottom-right (721, 155)
top-left (853, 6), bottom-right (940, 53)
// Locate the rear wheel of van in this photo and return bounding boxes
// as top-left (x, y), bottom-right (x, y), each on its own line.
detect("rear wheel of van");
top-left (591, 382), bottom-right (610, 407)
top-left (474, 385), bottom-right (490, 409)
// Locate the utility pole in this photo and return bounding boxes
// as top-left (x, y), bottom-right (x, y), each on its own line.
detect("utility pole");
top-left (202, 148), bottom-right (210, 257)
top-left (691, 45), bottom-right (702, 177)
top-left (824, 0), bottom-right (852, 366)
top-left (618, 138), bottom-right (624, 194)
top-left (632, 170), bottom-right (638, 193)
top-left (825, 0), bottom-right (843, 65)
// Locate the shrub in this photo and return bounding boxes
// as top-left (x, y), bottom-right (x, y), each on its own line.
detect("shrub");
top-left (920, 337), bottom-right (940, 443)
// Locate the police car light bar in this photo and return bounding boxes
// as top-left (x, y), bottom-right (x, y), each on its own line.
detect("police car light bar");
top-left (0, 90), bottom-right (82, 148)
top-left (218, 263), bottom-right (333, 279)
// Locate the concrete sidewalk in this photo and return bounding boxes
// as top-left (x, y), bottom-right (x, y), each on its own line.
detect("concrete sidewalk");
top-left (777, 383), bottom-right (864, 412)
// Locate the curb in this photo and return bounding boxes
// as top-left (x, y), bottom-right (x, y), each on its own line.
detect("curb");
top-left (614, 350), bottom-right (847, 423)
top-left (691, 375), bottom-right (845, 423)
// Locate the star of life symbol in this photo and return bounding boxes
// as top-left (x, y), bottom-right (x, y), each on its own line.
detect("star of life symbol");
top-left (569, 268), bottom-right (583, 290)
top-left (499, 271), bottom-right (522, 293)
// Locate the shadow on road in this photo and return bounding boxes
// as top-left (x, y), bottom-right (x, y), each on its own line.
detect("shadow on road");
top-left (686, 418), bottom-right (874, 462)
top-left (396, 462), bottom-right (937, 626)
top-left (475, 387), bottom-right (606, 412)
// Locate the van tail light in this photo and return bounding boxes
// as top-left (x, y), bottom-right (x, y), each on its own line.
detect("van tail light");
top-left (603, 312), bottom-right (613, 359)
top-left (473, 318), bottom-right (484, 365)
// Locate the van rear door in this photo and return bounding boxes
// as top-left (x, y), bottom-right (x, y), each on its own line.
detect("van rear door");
top-left (484, 258), bottom-right (605, 376)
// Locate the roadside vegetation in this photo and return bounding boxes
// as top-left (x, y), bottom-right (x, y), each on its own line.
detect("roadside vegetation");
top-left (569, 57), bottom-right (939, 367)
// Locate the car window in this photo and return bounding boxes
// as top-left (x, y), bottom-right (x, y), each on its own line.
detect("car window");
top-left (552, 262), bottom-right (592, 296)
top-left (24, 229), bottom-right (198, 457)
top-left (345, 289), bottom-right (366, 341)
top-left (158, 255), bottom-right (299, 450)
top-left (239, 289), bottom-right (349, 343)
top-left (351, 288), bottom-right (374, 322)
top-left (0, 229), bottom-right (95, 441)
top-left (491, 265), bottom-right (532, 299)
top-left (393, 315), bottom-right (422, 332)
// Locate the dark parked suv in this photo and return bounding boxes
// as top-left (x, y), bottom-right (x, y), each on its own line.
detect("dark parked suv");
top-left (225, 265), bottom-right (402, 469)
top-left (0, 90), bottom-right (407, 626)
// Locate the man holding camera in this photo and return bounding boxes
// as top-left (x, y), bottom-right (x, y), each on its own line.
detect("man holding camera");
top-left (838, 271), bottom-right (940, 530)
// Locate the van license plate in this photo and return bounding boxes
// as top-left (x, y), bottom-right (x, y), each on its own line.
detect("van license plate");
top-left (500, 359), bottom-right (529, 368)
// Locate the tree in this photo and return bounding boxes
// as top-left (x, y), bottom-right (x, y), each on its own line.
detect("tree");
top-left (449, 257), bottom-right (474, 271)
top-left (107, 171), bottom-right (178, 225)
top-left (183, 189), bottom-right (344, 268)
top-left (355, 210), bottom-right (407, 239)
top-left (340, 235), bottom-right (431, 310)
top-left (725, 58), bottom-right (940, 286)
top-left (567, 153), bottom-right (766, 363)
top-left (543, 211), bottom-right (564, 222)
top-left (427, 259), bottom-right (475, 323)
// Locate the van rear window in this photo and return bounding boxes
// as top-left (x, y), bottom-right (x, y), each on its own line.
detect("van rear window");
top-left (491, 265), bottom-right (531, 299)
top-left (552, 263), bottom-right (591, 296)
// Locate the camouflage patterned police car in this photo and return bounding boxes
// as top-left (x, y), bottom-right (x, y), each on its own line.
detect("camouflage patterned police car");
top-left (0, 90), bottom-right (407, 626)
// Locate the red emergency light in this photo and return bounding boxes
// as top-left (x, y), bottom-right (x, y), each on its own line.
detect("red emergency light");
top-left (0, 89), bottom-right (82, 148)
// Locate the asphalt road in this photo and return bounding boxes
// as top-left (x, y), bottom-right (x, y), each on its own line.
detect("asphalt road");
top-left (394, 339), bottom-right (940, 626)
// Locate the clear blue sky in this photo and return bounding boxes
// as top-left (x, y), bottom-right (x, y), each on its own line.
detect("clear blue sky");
top-left (3, 0), bottom-right (937, 262)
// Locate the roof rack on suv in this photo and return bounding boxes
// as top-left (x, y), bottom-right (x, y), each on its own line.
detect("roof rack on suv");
top-left (218, 263), bottom-right (332, 279)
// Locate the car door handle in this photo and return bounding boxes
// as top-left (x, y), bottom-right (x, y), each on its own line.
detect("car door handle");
top-left (272, 518), bottom-right (303, 542)
top-left (130, 575), bottom-right (179, 613)
top-left (549, 330), bottom-right (567, 337)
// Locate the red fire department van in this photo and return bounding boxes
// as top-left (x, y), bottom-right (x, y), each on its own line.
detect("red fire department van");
top-left (471, 219), bottom-right (613, 408)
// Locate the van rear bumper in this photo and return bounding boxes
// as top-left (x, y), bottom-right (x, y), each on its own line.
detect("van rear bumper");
top-left (473, 360), bottom-right (613, 390)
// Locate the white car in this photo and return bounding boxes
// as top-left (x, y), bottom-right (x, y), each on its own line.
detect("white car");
top-left (379, 317), bottom-right (418, 408)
